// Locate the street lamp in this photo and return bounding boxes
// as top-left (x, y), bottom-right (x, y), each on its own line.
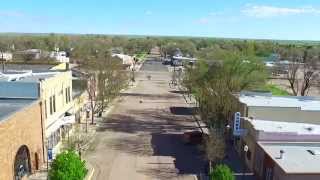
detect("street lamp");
top-left (242, 145), bottom-right (249, 180)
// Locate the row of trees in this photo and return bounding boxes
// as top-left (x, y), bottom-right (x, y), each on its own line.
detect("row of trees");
top-left (2, 34), bottom-right (320, 63)
top-left (84, 51), bottom-right (129, 124)
top-left (182, 48), bottom-right (267, 172)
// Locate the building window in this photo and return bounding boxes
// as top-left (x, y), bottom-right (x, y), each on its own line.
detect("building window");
top-left (53, 95), bottom-right (56, 113)
top-left (44, 100), bottom-right (47, 118)
top-left (66, 87), bottom-right (71, 103)
top-left (65, 87), bottom-right (71, 103)
top-left (69, 87), bottom-right (71, 102)
top-left (65, 87), bottom-right (69, 103)
top-left (49, 97), bottom-right (53, 115)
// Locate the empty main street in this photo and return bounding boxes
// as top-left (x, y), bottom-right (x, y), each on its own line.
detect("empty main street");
top-left (84, 58), bottom-right (206, 180)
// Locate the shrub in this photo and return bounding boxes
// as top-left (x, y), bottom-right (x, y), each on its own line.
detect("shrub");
top-left (49, 151), bottom-right (88, 180)
top-left (210, 164), bottom-right (235, 180)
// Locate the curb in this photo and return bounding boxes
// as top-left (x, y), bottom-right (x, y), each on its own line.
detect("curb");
top-left (85, 162), bottom-right (95, 180)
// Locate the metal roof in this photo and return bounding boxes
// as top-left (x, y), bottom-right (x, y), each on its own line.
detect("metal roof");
top-left (259, 142), bottom-right (320, 174)
top-left (239, 93), bottom-right (320, 111)
top-left (0, 98), bottom-right (37, 121)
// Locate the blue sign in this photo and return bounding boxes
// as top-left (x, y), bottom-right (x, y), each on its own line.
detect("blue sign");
top-left (233, 112), bottom-right (241, 136)
top-left (48, 149), bottom-right (53, 160)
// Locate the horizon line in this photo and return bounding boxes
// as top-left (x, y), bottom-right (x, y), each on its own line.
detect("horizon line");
top-left (0, 32), bottom-right (319, 43)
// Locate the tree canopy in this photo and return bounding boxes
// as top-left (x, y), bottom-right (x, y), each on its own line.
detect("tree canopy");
top-left (49, 151), bottom-right (87, 180)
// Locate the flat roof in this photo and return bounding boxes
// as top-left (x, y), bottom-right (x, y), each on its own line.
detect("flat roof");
top-left (239, 92), bottom-right (320, 111)
top-left (0, 98), bottom-right (37, 121)
top-left (0, 71), bottom-right (59, 82)
top-left (259, 142), bottom-right (320, 174)
top-left (248, 119), bottom-right (320, 135)
top-left (5, 64), bottom-right (54, 71)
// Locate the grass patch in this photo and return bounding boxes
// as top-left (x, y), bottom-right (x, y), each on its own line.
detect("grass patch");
top-left (260, 84), bottom-right (290, 96)
top-left (134, 53), bottom-right (147, 61)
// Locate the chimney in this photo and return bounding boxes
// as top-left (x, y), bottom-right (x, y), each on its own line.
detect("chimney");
top-left (279, 150), bottom-right (285, 159)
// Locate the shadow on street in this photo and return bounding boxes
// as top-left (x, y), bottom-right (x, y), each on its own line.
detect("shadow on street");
top-left (151, 133), bottom-right (207, 175)
top-left (169, 106), bottom-right (196, 116)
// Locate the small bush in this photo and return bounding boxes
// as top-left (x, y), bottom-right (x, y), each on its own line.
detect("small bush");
top-left (49, 151), bottom-right (87, 180)
top-left (210, 164), bottom-right (235, 180)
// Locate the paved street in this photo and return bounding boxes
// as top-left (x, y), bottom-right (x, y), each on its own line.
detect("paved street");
top-left (84, 59), bottom-right (206, 180)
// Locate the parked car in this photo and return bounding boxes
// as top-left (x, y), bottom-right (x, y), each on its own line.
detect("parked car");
top-left (183, 131), bottom-right (207, 145)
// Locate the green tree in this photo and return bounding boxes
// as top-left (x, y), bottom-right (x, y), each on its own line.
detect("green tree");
top-left (210, 165), bottom-right (235, 180)
top-left (49, 151), bottom-right (87, 180)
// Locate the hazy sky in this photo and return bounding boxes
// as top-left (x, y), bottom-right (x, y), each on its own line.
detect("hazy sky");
top-left (1, 0), bottom-right (320, 40)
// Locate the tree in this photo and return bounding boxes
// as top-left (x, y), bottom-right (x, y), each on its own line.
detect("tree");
top-left (204, 130), bottom-right (225, 170)
top-left (184, 53), bottom-right (266, 129)
top-left (0, 41), bottom-right (8, 72)
top-left (49, 151), bottom-right (87, 180)
top-left (183, 51), bottom-right (266, 167)
top-left (279, 46), bottom-right (319, 96)
top-left (85, 51), bottom-right (128, 124)
top-left (210, 164), bottom-right (235, 180)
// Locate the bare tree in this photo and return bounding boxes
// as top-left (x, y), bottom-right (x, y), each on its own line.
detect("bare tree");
top-left (280, 47), bottom-right (319, 96)
top-left (85, 51), bottom-right (129, 124)
top-left (204, 129), bottom-right (225, 171)
top-left (0, 42), bottom-right (8, 72)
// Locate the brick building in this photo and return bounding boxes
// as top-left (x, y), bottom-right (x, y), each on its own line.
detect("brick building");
top-left (0, 99), bottom-right (44, 180)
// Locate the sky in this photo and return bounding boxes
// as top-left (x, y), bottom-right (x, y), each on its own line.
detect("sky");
top-left (1, 0), bottom-right (320, 40)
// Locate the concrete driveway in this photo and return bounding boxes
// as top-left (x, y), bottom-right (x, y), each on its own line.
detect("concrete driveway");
top-left (84, 59), bottom-right (206, 180)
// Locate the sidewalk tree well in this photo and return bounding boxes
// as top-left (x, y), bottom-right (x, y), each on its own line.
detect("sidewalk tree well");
top-left (49, 151), bottom-right (87, 180)
top-left (210, 164), bottom-right (235, 180)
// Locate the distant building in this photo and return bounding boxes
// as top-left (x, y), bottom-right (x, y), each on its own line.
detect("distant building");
top-left (0, 52), bottom-right (13, 61)
top-left (49, 51), bottom-right (70, 63)
top-left (112, 53), bottom-right (135, 68)
top-left (16, 49), bottom-right (42, 60)
top-left (150, 46), bottom-right (161, 57)
top-left (172, 56), bottom-right (197, 66)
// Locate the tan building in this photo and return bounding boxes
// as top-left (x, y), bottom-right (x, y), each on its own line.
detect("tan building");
top-left (0, 99), bottom-right (44, 180)
top-left (235, 92), bottom-right (320, 125)
top-left (0, 68), bottom-right (75, 159)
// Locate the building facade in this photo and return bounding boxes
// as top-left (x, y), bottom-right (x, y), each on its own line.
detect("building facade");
top-left (237, 92), bottom-right (320, 125)
top-left (235, 118), bottom-right (320, 180)
top-left (0, 68), bottom-right (75, 160)
top-left (0, 99), bottom-right (44, 180)
top-left (0, 52), bottom-right (13, 61)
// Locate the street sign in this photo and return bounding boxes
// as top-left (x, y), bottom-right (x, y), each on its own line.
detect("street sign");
top-left (233, 112), bottom-right (241, 136)
top-left (48, 149), bottom-right (53, 160)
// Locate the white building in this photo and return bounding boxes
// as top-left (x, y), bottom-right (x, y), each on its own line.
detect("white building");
top-left (112, 53), bottom-right (134, 67)
top-left (0, 52), bottom-right (13, 61)
top-left (17, 49), bottom-right (42, 59)
top-left (50, 51), bottom-right (70, 63)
